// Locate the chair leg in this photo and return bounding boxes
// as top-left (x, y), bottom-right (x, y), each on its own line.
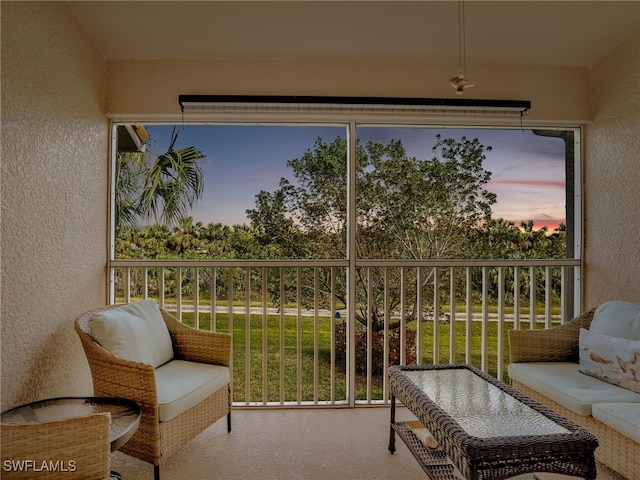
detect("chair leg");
top-left (227, 386), bottom-right (232, 433)
top-left (154, 465), bottom-right (160, 480)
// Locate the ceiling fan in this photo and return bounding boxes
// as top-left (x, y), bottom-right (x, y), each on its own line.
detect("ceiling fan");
top-left (449, 0), bottom-right (474, 94)
top-left (449, 74), bottom-right (474, 95)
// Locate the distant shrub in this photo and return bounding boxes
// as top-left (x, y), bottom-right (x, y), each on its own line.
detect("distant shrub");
top-left (334, 322), bottom-right (417, 375)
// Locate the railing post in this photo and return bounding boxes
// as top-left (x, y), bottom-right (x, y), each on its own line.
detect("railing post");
top-left (279, 267), bottom-right (285, 404)
top-left (465, 267), bottom-right (472, 365)
top-left (497, 266), bottom-right (505, 381)
top-left (330, 267), bottom-right (337, 404)
top-left (513, 266), bottom-right (520, 330)
top-left (125, 267), bottom-right (131, 304)
top-left (210, 266), bottom-right (217, 331)
top-left (176, 267), bottom-right (182, 321)
top-left (194, 267), bottom-right (200, 329)
top-left (545, 265), bottom-right (552, 328)
top-left (481, 266), bottom-right (489, 373)
top-left (383, 266), bottom-right (390, 402)
top-left (244, 267), bottom-right (251, 405)
top-left (143, 267), bottom-right (149, 299)
top-left (262, 268), bottom-right (269, 405)
top-left (313, 267), bottom-right (320, 404)
top-left (529, 266), bottom-right (535, 329)
top-left (159, 267), bottom-right (165, 309)
top-left (366, 266), bottom-right (373, 403)
top-left (449, 267), bottom-right (456, 364)
top-left (400, 267), bottom-right (407, 365)
top-left (433, 266), bottom-right (440, 365)
top-left (416, 267), bottom-right (424, 365)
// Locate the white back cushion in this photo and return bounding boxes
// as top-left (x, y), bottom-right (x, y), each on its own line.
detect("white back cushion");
top-left (89, 300), bottom-right (174, 367)
top-left (590, 300), bottom-right (640, 341)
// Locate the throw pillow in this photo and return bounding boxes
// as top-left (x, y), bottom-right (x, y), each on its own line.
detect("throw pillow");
top-left (579, 328), bottom-right (640, 393)
top-left (89, 299), bottom-right (174, 367)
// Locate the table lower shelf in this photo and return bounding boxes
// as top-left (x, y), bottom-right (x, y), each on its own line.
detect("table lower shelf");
top-left (390, 421), bottom-right (463, 480)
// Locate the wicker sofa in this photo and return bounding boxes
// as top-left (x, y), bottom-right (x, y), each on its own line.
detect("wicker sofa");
top-left (508, 300), bottom-right (640, 479)
top-left (75, 300), bottom-right (232, 480)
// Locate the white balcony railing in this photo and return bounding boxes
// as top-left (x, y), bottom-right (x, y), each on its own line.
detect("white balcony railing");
top-left (110, 258), bottom-right (581, 407)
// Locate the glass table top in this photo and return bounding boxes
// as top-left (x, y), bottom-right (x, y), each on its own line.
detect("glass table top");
top-left (404, 368), bottom-right (570, 438)
top-left (1, 397), bottom-right (140, 451)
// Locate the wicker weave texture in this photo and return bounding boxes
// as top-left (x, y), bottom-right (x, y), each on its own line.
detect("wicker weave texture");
top-left (390, 364), bottom-right (598, 480)
top-left (509, 308), bottom-right (595, 363)
top-left (509, 305), bottom-right (639, 480)
top-left (1, 414), bottom-right (110, 480)
top-left (75, 304), bottom-right (232, 471)
top-left (391, 422), bottom-right (462, 479)
top-left (513, 380), bottom-right (639, 480)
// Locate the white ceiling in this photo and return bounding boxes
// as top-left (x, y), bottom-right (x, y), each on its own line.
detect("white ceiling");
top-left (68, 1), bottom-right (639, 69)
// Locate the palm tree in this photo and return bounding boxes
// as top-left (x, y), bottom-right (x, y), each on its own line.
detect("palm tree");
top-left (169, 217), bottom-right (203, 253)
top-left (115, 127), bottom-right (206, 231)
top-left (115, 152), bottom-right (146, 230)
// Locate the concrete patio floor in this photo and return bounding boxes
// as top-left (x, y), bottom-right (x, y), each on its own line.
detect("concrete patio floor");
top-left (109, 407), bottom-right (626, 480)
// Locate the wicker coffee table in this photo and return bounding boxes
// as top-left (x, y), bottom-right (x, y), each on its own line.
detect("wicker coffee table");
top-left (388, 364), bottom-right (598, 480)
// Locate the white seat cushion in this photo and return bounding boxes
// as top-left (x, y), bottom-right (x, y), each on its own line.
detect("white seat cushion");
top-left (89, 300), bottom-right (174, 367)
top-left (592, 403), bottom-right (640, 442)
top-left (155, 360), bottom-right (230, 422)
top-left (508, 362), bottom-right (640, 416)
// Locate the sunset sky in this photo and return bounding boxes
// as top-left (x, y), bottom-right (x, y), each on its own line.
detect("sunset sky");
top-left (143, 124), bottom-right (566, 230)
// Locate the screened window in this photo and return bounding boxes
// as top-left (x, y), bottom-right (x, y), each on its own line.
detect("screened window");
top-left (113, 122), bottom-right (577, 263)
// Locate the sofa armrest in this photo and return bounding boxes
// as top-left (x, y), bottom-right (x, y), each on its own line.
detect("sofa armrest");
top-left (161, 309), bottom-right (232, 367)
top-left (509, 307), bottom-right (596, 363)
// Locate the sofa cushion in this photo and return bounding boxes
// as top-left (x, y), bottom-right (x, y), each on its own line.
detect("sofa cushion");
top-left (592, 403), bottom-right (640, 442)
top-left (590, 300), bottom-right (640, 341)
top-left (89, 299), bottom-right (174, 367)
top-left (508, 362), bottom-right (640, 416)
top-left (579, 328), bottom-right (640, 393)
top-left (155, 360), bottom-right (230, 422)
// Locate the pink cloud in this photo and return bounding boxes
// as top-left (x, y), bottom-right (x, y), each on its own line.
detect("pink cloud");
top-left (529, 218), bottom-right (564, 231)
top-left (490, 180), bottom-right (565, 189)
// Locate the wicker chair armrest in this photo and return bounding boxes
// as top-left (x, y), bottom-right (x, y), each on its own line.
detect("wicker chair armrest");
top-left (161, 309), bottom-right (232, 367)
top-left (509, 307), bottom-right (596, 363)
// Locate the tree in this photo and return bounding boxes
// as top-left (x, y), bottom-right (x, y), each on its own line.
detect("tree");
top-left (115, 152), bottom-right (147, 230)
top-left (115, 127), bottom-right (206, 231)
top-left (247, 135), bottom-right (497, 330)
top-left (358, 135), bottom-right (495, 260)
top-left (168, 217), bottom-right (204, 253)
top-left (467, 218), bottom-right (567, 306)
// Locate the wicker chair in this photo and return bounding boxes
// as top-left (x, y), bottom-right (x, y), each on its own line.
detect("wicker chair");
top-left (1, 413), bottom-right (111, 480)
top-left (75, 303), bottom-right (232, 480)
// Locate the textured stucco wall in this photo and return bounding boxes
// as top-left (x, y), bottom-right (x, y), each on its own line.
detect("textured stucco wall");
top-left (105, 59), bottom-right (590, 124)
top-left (1, 2), bottom-right (108, 410)
top-left (583, 31), bottom-right (640, 308)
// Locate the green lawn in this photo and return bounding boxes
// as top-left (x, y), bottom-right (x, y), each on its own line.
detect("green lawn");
top-left (178, 310), bottom-right (542, 403)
